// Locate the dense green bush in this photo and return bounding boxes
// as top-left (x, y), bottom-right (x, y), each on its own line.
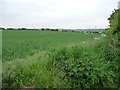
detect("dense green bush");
top-left (107, 8), bottom-right (120, 87)
top-left (107, 9), bottom-right (120, 47)
top-left (48, 44), bottom-right (119, 88)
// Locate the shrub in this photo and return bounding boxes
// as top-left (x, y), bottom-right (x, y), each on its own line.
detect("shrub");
top-left (48, 45), bottom-right (119, 88)
top-left (107, 9), bottom-right (120, 48)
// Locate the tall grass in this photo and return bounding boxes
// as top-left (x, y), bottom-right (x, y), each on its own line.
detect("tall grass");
top-left (2, 51), bottom-right (65, 88)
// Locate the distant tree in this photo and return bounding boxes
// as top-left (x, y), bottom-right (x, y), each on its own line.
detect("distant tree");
top-left (51, 29), bottom-right (54, 31)
top-left (41, 28), bottom-right (45, 31)
top-left (22, 28), bottom-right (27, 30)
top-left (45, 28), bottom-right (50, 31)
top-left (0, 27), bottom-right (5, 30)
top-left (18, 28), bottom-right (21, 30)
top-left (71, 30), bottom-right (75, 32)
top-left (54, 29), bottom-right (58, 31)
top-left (7, 28), bottom-right (14, 30)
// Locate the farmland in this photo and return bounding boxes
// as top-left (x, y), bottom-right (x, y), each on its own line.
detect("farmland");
top-left (2, 30), bottom-right (119, 88)
top-left (2, 30), bottom-right (101, 61)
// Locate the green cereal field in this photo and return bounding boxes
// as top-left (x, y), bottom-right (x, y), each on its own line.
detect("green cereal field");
top-left (2, 30), bottom-right (119, 88)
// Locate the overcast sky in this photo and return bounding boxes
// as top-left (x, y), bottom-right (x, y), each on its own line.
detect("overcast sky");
top-left (0, 0), bottom-right (119, 29)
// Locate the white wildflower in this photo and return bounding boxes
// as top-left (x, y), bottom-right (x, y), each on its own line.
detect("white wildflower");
top-left (101, 34), bottom-right (106, 37)
top-left (94, 37), bottom-right (99, 40)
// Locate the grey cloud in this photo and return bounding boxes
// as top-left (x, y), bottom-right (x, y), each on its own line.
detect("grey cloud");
top-left (1, 0), bottom-right (119, 29)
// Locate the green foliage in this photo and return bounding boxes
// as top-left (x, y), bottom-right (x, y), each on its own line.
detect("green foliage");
top-left (107, 9), bottom-right (120, 46)
top-left (107, 9), bottom-right (120, 88)
top-left (2, 30), bottom-right (119, 88)
top-left (2, 52), bottom-right (65, 88)
top-left (49, 43), bottom-right (119, 88)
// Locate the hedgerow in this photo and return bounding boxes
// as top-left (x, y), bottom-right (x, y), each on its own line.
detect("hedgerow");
top-left (48, 43), bottom-right (119, 89)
